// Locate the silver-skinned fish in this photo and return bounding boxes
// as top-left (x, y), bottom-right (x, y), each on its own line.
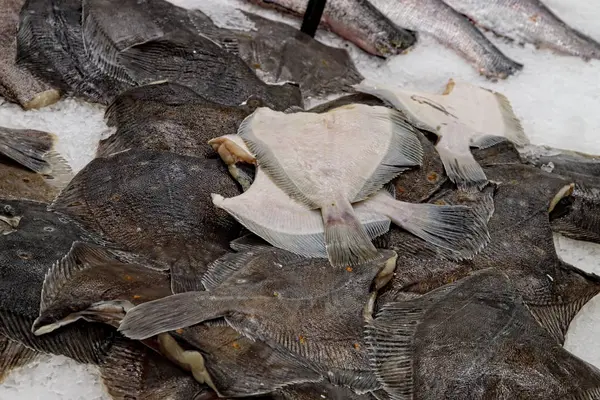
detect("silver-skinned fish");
top-left (368, 0), bottom-right (523, 79)
top-left (443, 0), bottom-right (600, 60)
top-left (244, 0), bottom-right (417, 57)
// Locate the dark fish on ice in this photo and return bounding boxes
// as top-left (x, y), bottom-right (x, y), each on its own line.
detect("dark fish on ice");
top-left (0, 335), bottom-right (38, 382)
top-left (443, 0), bottom-right (600, 60)
top-left (119, 247), bottom-right (398, 392)
top-left (0, 126), bottom-right (72, 190)
top-left (369, 269), bottom-right (600, 399)
top-left (0, 0), bottom-right (60, 109)
top-left (118, 29), bottom-right (303, 111)
top-left (17, 0), bottom-right (131, 103)
top-left (99, 82), bottom-right (260, 158)
top-left (245, 0), bottom-right (417, 58)
top-left (51, 150), bottom-right (243, 293)
top-left (383, 140), bottom-right (600, 344)
top-left (231, 12), bottom-right (363, 99)
top-left (31, 240), bottom-right (322, 398)
top-left (369, 0), bottom-right (523, 79)
top-left (0, 198), bottom-right (112, 364)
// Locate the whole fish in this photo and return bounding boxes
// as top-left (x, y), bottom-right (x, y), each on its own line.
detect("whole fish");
top-left (0, 0), bottom-right (60, 109)
top-left (369, 0), bottom-right (523, 79)
top-left (245, 0), bottom-right (416, 58)
top-left (443, 0), bottom-right (600, 60)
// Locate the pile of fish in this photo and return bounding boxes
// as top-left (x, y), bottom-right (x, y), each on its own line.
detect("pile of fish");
top-left (250, 0), bottom-right (600, 79)
top-left (1, 0), bottom-right (600, 399)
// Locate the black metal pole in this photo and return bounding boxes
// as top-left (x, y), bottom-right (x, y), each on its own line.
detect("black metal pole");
top-left (300, 0), bottom-right (327, 38)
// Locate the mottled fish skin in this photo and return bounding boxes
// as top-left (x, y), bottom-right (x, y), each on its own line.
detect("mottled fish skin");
top-left (369, 0), bottom-right (522, 79)
top-left (382, 141), bottom-right (600, 345)
top-left (370, 270), bottom-right (600, 400)
top-left (51, 151), bottom-right (244, 293)
top-left (443, 0), bottom-right (600, 60)
top-left (0, 199), bottom-right (112, 364)
top-left (99, 82), bottom-right (259, 159)
top-left (245, 0), bottom-right (417, 58)
top-left (118, 29), bottom-right (303, 111)
top-left (17, 0), bottom-right (131, 104)
top-left (230, 12), bottom-right (363, 100)
top-left (0, 0), bottom-right (60, 109)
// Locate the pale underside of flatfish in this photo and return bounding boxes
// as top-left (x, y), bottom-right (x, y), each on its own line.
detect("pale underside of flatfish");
top-left (238, 104), bottom-right (424, 267)
top-left (354, 79), bottom-right (529, 189)
top-left (211, 134), bottom-right (489, 261)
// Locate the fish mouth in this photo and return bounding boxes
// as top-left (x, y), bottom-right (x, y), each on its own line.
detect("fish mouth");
top-left (32, 300), bottom-right (134, 336)
top-left (548, 183), bottom-right (575, 214)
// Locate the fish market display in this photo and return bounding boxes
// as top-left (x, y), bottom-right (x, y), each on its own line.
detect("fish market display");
top-left (1, 0), bottom-right (600, 398)
top-left (443, 0), bottom-right (600, 60)
top-left (369, 0), bottom-right (523, 79)
top-left (355, 79), bottom-right (529, 188)
top-left (237, 103), bottom-right (424, 266)
top-left (246, 0), bottom-right (417, 57)
top-left (0, 0), bottom-right (60, 109)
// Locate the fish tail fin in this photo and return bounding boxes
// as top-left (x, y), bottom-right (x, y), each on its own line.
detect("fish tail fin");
top-left (322, 197), bottom-right (379, 267)
top-left (0, 128), bottom-right (72, 188)
top-left (374, 194), bottom-right (490, 260)
top-left (436, 122), bottom-right (487, 189)
top-left (118, 292), bottom-right (210, 340)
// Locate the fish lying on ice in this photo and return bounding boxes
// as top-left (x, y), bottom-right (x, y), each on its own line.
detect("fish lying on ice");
top-left (368, 0), bottom-right (523, 79)
top-left (355, 79), bottom-right (529, 188)
top-left (443, 0), bottom-right (600, 60)
top-left (369, 269), bottom-right (600, 399)
top-left (244, 0), bottom-right (417, 58)
top-left (51, 150), bottom-right (244, 293)
top-left (236, 103), bottom-right (423, 266)
top-left (211, 134), bottom-right (489, 261)
top-left (0, 0), bottom-right (60, 109)
top-left (229, 11), bottom-right (364, 100)
top-left (99, 82), bottom-right (260, 158)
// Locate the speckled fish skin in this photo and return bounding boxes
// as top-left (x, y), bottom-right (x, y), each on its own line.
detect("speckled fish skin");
top-left (370, 269), bottom-right (600, 400)
top-left (245, 0), bottom-right (417, 58)
top-left (99, 82), bottom-right (259, 158)
top-left (0, 199), bottom-right (113, 364)
top-left (443, 0), bottom-right (600, 60)
top-left (230, 11), bottom-right (364, 100)
top-left (369, 0), bottom-right (522, 79)
top-left (381, 141), bottom-right (600, 345)
top-left (0, 0), bottom-right (60, 109)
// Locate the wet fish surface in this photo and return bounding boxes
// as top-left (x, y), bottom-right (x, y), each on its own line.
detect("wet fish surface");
top-left (245, 0), bottom-right (416, 57)
top-left (51, 150), bottom-right (244, 293)
top-left (99, 82), bottom-right (260, 158)
top-left (0, 0), bottom-right (60, 109)
top-left (17, 0), bottom-right (131, 103)
top-left (118, 29), bottom-right (303, 111)
top-left (443, 0), bottom-right (600, 60)
top-left (382, 141), bottom-right (600, 344)
top-left (369, 0), bottom-right (523, 79)
top-left (369, 269), bottom-right (600, 399)
top-left (230, 12), bottom-right (363, 99)
top-left (0, 198), bottom-right (112, 363)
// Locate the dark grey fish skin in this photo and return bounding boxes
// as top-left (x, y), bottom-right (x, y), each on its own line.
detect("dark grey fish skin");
top-left (268, 382), bottom-right (383, 399)
top-left (0, 0), bottom-right (60, 109)
top-left (118, 29), bottom-right (303, 111)
top-left (51, 150), bottom-right (244, 293)
top-left (16, 0), bottom-right (131, 104)
top-left (369, 0), bottom-right (523, 79)
top-left (522, 147), bottom-right (600, 181)
top-left (229, 12), bottom-right (363, 100)
top-left (119, 247), bottom-right (398, 393)
top-left (100, 338), bottom-right (213, 400)
top-left (0, 199), bottom-right (112, 364)
top-left (443, 0), bottom-right (600, 60)
top-left (550, 184), bottom-right (600, 245)
top-left (0, 335), bottom-right (38, 381)
top-left (382, 141), bottom-right (600, 344)
top-left (369, 269), bottom-right (600, 400)
top-left (245, 0), bottom-right (416, 58)
top-left (98, 82), bottom-right (260, 159)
